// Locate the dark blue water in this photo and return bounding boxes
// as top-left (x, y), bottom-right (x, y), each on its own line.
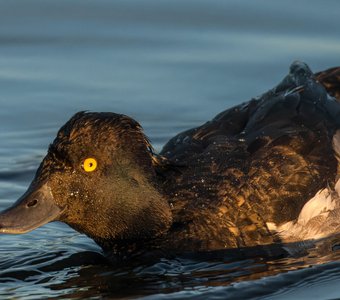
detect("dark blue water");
top-left (1, 0), bottom-right (340, 298)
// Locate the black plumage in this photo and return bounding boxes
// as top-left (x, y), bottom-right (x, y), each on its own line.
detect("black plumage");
top-left (1, 62), bottom-right (340, 259)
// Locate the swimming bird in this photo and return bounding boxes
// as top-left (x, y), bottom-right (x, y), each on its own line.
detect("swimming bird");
top-left (0, 61), bottom-right (340, 259)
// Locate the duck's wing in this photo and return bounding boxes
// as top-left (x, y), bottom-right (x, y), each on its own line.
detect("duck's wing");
top-left (161, 63), bottom-right (340, 163)
top-left (160, 99), bottom-right (257, 163)
top-left (315, 66), bottom-right (340, 100)
top-left (160, 62), bottom-right (340, 248)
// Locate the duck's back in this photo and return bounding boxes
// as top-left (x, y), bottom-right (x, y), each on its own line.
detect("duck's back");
top-left (316, 66), bottom-right (340, 100)
top-left (159, 62), bottom-right (340, 250)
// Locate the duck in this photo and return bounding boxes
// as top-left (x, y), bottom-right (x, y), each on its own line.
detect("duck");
top-left (0, 61), bottom-right (340, 260)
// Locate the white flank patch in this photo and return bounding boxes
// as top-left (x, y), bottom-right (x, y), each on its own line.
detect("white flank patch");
top-left (297, 188), bottom-right (335, 225)
top-left (270, 179), bottom-right (340, 243)
top-left (266, 130), bottom-right (340, 243)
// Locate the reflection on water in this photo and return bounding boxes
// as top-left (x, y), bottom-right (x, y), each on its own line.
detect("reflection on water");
top-left (1, 0), bottom-right (340, 299)
top-left (2, 236), bottom-right (340, 299)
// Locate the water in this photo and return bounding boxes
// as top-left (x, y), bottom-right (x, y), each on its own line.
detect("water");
top-left (0, 0), bottom-right (340, 298)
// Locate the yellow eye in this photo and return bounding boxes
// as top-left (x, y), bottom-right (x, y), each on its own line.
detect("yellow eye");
top-left (82, 158), bottom-right (97, 172)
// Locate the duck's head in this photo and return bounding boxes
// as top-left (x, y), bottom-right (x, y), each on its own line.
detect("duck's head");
top-left (0, 112), bottom-right (172, 249)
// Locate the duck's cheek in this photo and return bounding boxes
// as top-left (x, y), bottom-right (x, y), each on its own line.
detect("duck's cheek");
top-left (0, 182), bottom-right (63, 234)
top-left (47, 173), bottom-right (82, 206)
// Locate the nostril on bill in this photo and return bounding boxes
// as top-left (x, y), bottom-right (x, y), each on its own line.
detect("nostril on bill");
top-left (27, 199), bottom-right (38, 208)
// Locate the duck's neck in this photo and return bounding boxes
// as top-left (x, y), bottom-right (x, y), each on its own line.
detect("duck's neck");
top-left (64, 160), bottom-right (173, 255)
top-left (98, 182), bottom-right (173, 252)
